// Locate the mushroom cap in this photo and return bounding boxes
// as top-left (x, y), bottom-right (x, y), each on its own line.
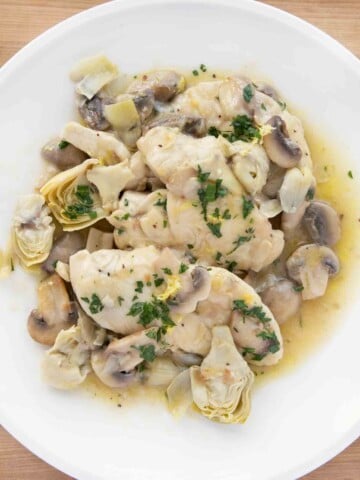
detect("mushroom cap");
top-left (171, 266), bottom-right (212, 314)
top-left (286, 244), bottom-right (340, 300)
top-left (143, 113), bottom-right (206, 138)
top-left (91, 329), bottom-right (159, 388)
top-left (42, 139), bottom-right (88, 171)
top-left (27, 273), bottom-right (78, 345)
top-left (42, 232), bottom-right (85, 273)
top-left (260, 278), bottom-right (302, 324)
top-left (263, 115), bottom-right (302, 168)
top-left (78, 95), bottom-right (111, 131)
top-left (303, 201), bottom-right (341, 246)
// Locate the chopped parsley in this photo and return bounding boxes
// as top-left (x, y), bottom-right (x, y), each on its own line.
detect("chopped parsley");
top-left (136, 344), bottom-right (156, 363)
top-left (162, 267), bottom-right (172, 275)
top-left (348, 170), bottom-right (354, 179)
top-left (154, 197), bottom-right (167, 210)
top-left (198, 178), bottom-right (228, 220)
top-left (305, 188), bottom-right (315, 201)
top-left (58, 140), bottom-right (69, 149)
top-left (242, 346), bottom-right (266, 362)
top-left (63, 185), bottom-right (97, 220)
top-left (233, 299), bottom-right (271, 324)
top-left (200, 63), bottom-right (207, 72)
top-left (208, 115), bottom-right (261, 143)
top-left (124, 198), bottom-right (129, 206)
top-left (260, 103), bottom-right (267, 111)
top-left (135, 281), bottom-right (144, 293)
top-left (207, 222), bottom-right (222, 238)
top-left (256, 330), bottom-right (281, 354)
top-left (222, 209), bottom-right (231, 220)
top-left (117, 227), bottom-right (125, 235)
top-left (163, 219), bottom-right (168, 228)
top-left (117, 296), bottom-right (124, 306)
top-left (215, 251), bottom-right (222, 262)
top-left (293, 285), bottom-right (304, 292)
top-left (197, 165), bottom-right (210, 183)
top-left (81, 293), bottom-right (104, 314)
top-left (154, 277), bottom-right (165, 287)
top-left (187, 244), bottom-right (194, 250)
top-left (243, 84), bottom-right (254, 103)
top-left (192, 69), bottom-right (199, 76)
top-left (225, 260), bottom-right (237, 272)
top-left (229, 227), bottom-right (255, 254)
top-left (127, 297), bottom-right (175, 333)
top-left (179, 263), bottom-right (189, 274)
top-left (242, 196), bottom-right (254, 219)
top-left (121, 213), bottom-right (130, 220)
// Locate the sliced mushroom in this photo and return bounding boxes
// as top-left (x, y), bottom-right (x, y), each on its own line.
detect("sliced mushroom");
top-left (303, 201), bottom-right (341, 246)
top-left (91, 328), bottom-right (161, 388)
top-left (171, 349), bottom-right (203, 367)
top-left (78, 95), bottom-right (111, 131)
top-left (286, 244), bottom-right (340, 300)
top-left (143, 113), bottom-right (206, 137)
top-left (133, 90), bottom-right (155, 121)
top-left (256, 83), bottom-right (281, 102)
top-left (42, 232), bottom-right (85, 273)
top-left (262, 163), bottom-right (285, 199)
top-left (260, 278), bottom-right (302, 324)
top-left (171, 266), bottom-right (212, 314)
top-left (42, 138), bottom-right (88, 171)
top-left (28, 273), bottom-right (78, 345)
top-left (263, 116), bottom-right (302, 168)
top-left (128, 70), bottom-right (185, 103)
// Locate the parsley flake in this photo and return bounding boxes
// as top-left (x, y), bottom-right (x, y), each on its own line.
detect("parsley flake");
top-left (243, 84), bottom-right (254, 103)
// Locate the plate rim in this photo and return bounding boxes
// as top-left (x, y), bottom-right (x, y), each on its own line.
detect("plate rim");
top-left (1, 1), bottom-right (359, 479)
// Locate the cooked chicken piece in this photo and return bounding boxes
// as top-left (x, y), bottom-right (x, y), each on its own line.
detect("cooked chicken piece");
top-left (69, 246), bottom-right (283, 366)
top-left (110, 188), bottom-right (284, 273)
top-left (137, 126), bottom-right (242, 197)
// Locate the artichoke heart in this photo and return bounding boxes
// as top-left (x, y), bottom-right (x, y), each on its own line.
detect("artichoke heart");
top-left (12, 194), bottom-right (55, 267)
top-left (190, 326), bottom-right (254, 423)
top-left (41, 325), bottom-right (92, 390)
top-left (40, 159), bottom-right (105, 231)
top-left (70, 54), bottom-right (118, 100)
top-left (167, 326), bottom-right (254, 424)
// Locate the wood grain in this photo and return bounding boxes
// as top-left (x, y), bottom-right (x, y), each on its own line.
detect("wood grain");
top-left (0, 1), bottom-right (359, 479)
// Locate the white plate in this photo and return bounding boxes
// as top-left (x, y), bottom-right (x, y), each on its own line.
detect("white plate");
top-left (0, 1), bottom-right (360, 479)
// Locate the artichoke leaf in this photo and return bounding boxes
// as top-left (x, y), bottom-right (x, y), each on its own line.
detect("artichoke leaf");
top-left (70, 54), bottom-right (118, 99)
top-left (62, 122), bottom-right (130, 165)
top-left (86, 162), bottom-right (135, 211)
top-left (12, 194), bottom-right (55, 267)
top-left (167, 368), bottom-right (193, 417)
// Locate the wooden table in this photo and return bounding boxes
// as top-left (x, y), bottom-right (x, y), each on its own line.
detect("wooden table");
top-left (0, 1), bottom-right (359, 479)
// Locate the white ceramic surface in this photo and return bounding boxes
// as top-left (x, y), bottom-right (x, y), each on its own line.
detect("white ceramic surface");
top-left (1, 1), bottom-right (360, 479)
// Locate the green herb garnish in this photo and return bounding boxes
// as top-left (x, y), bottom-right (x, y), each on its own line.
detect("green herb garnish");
top-left (179, 263), bottom-right (189, 274)
top-left (135, 281), bottom-right (144, 293)
top-left (243, 84), bottom-right (254, 103)
top-left (242, 196), bottom-right (254, 219)
top-left (233, 299), bottom-right (271, 324)
top-left (81, 293), bottom-right (104, 314)
top-left (58, 140), bottom-right (69, 149)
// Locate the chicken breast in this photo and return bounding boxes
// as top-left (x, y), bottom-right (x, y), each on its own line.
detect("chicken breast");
top-left (110, 187), bottom-right (284, 272)
top-left (69, 246), bottom-right (283, 366)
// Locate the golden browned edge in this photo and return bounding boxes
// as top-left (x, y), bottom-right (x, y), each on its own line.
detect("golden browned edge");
top-left (0, 1), bottom-right (359, 479)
